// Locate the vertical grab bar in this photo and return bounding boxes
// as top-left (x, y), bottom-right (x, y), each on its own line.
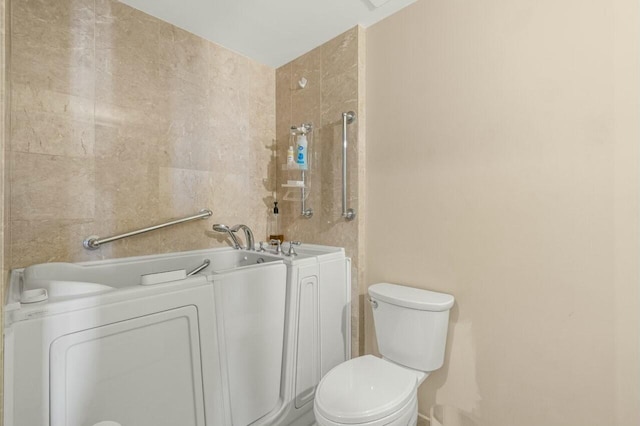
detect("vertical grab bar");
top-left (301, 170), bottom-right (313, 218)
top-left (342, 111), bottom-right (356, 221)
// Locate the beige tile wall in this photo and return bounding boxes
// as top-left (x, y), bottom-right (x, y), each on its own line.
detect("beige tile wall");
top-left (3, 1), bottom-right (277, 416)
top-left (0, 0), bottom-right (6, 422)
top-left (7, 0), bottom-right (275, 268)
top-left (275, 26), bottom-right (365, 356)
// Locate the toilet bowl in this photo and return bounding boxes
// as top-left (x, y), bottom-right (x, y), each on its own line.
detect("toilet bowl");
top-left (314, 283), bottom-right (454, 426)
top-left (314, 355), bottom-right (422, 426)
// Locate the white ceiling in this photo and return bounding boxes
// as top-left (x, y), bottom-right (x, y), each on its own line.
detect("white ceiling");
top-left (120, 0), bottom-right (417, 68)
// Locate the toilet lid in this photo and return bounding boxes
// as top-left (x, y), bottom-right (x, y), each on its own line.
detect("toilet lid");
top-left (315, 355), bottom-right (417, 424)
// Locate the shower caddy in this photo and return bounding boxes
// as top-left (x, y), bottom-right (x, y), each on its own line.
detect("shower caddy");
top-left (283, 111), bottom-right (357, 221)
top-left (282, 123), bottom-right (313, 218)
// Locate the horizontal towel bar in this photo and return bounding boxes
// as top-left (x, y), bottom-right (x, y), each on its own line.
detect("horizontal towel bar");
top-left (83, 209), bottom-right (213, 250)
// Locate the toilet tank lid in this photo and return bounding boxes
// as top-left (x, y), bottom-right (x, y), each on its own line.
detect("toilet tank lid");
top-left (369, 283), bottom-right (454, 311)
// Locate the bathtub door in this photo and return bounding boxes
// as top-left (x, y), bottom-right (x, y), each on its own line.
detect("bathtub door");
top-left (213, 262), bottom-right (287, 426)
top-left (49, 306), bottom-right (206, 426)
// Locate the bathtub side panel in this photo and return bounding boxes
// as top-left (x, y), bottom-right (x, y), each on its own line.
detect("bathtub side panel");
top-left (319, 258), bottom-right (351, 377)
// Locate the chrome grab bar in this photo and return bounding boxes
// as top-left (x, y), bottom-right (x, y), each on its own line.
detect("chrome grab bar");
top-left (83, 209), bottom-right (213, 250)
top-left (187, 259), bottom-right (210, 276)
top-left (342, 111), bottom-right (356, 221)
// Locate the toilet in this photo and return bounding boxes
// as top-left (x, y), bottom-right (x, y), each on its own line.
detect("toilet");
top-left (314, 283), bottom-right (455, 426)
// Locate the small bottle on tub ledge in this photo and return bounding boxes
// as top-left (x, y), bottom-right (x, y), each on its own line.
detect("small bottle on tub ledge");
top-left (268, 201), bottom-right (284, 243)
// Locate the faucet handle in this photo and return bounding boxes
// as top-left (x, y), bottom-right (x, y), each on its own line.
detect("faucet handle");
top-left (258, 242), bottom-right (267, 252)
top-left (269, 239), bottom-right (282, 254)
top-left (286, 241), bottom-right (301, 257)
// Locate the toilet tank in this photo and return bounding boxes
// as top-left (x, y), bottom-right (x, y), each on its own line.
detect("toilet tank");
top-left (369, 283), bottom-right (454, 372)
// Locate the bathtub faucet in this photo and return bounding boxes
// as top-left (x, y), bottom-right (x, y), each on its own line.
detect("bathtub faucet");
top-left (269, 239), bottom-right (282, 254)
top-left (231, 224), bottom-right (255, 251)
top-left (212, 224), bottom-right (243, 249)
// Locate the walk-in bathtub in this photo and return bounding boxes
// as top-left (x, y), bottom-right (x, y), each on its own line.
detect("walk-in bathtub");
top-left (4, 244), bottom-right (351, 426)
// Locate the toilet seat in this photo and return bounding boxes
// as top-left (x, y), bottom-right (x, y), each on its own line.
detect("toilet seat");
top-left (314, 355), bottom-right (418, 424)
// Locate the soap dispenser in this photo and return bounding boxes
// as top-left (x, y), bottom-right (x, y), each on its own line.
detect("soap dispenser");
top-left (268, 201), bottom-right (283, 243)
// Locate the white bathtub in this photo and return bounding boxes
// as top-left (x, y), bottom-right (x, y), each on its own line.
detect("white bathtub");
top-left (4, 244), bottom-right (351, 426)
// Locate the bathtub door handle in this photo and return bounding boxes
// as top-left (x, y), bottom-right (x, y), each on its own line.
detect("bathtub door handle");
top-left (187, 259), bottom-right (210, 276)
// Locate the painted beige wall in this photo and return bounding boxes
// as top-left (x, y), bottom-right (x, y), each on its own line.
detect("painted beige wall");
top-left (276, 27), bottom-right (366, 356)
top-left (7, 0), bottom-right (275, 269)
top-left (365, 0), bottom-right (639, 424)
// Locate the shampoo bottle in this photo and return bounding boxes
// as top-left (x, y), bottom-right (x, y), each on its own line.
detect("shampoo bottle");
top-left (296, 134), bottom-right (308, 170)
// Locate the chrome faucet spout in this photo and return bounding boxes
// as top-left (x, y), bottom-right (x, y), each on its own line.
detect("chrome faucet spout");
top-left (231, 224), bottom-right (255, 251)
top-left (212, 223), bottom-right (242, 249)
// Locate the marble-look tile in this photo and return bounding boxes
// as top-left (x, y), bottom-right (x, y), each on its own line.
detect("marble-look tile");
top-left (320, 71), bottom-right (358, 123)
top-left (95, 158), bottom-right (159, 225)
top-left (356, 26), bottom-right (367, 356)
top-left (94, 100), bottom-right (174, 168)
top-left (95, 48), bottom-right (168, 118)
top-left (210, 43), bottom-right (250, 90)
top-left (94, 121), bottom-right (166, 162)
top-left (110, 219), bottom-right (216, 258)
top-left (250, 79), bottom-right (277, 135)
top-left (321, 27), bottom-right (358, 81)
top-left (11, 152), bottom-right (95, 221)
top-left (158, 167), bottom-right (215, 218)
top-left (245, 55), bottom-right (277, 102)
top-left (276, 26), bottom-right (362, 357)
top-left (11, 40), bottom-right (94, 99)
top-left (11, 0), bottom-right (94, 97)
top-left (211, 170), bottom-right (264, 226)
top-left (158, 24), bottom-right (211, 89)
top-left (211, 41), bottom-right (258, 96)
top-left (94, 1), bottom-right (171, 118)
top-left (163, 100), bottom-right (213, 171)
top-left (291, 49), bottom-right (322, 125)
top-left (290, 49), bottom-right (322, 91)
top-left (276, 65), bottom-right (292, 133)
top-left (292, 87), bottom-right (321, 131)
top-left (12, 109), bottom-right (94, 158)
top-left (1, 0), bottom-right (8, 312)
top-left (11, 84), bottom-right (95, 157)
top-left (12, 83), bottom-right (93, 119)
top-left (209, 83), bottom-right (247, 140)
top-left (94, 43), bottom-right (158, 84)
top-left (10, 218), bottom-right (101, 267)
top-left (8, 0), bottom-right (275, 277)
top-left (95, 0), bottom-right (160, 56)
top-left (1, 4), bottom-right (6, 395)
top-left (12, 0), bottom-right (94, 48)
top-left (275, 67), bottom-right (293, 206)
top-left (263, 149), bottom-right (279, 198)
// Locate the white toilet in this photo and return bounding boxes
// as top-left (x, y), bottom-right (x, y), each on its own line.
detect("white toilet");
top-left (314, 283), bottom-right (455, 426)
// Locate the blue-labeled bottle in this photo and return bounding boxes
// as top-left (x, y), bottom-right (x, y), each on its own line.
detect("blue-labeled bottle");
top-left (296, 134), bottom-right (308, 170)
